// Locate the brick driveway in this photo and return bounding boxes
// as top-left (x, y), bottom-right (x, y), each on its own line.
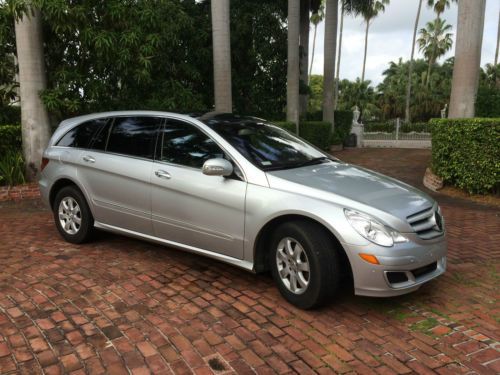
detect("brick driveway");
top-left (0, 148), bottom-right (498, 374)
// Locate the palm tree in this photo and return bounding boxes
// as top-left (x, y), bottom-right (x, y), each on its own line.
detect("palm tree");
top-left (360, 0), bottom-right (390, 82)
top-left (14, 7), bottom-right (51, 181)
top-left (417, 18), bottom-right (453, 86)
top-left (308, 3), bottom-right (325, 80)
top-left (299, 0), bottom-right (310, 116)
top-left (449, 0), bottom-right (486, 118)
top-left (495, 9), bottom-right (499, 66)
top-left (405, 0), bottom-right (423, 123)
top-left (333, 2), bottom-right (344, 110)
top-left (211, 0), bottom-right (232, 113)
top-left (287, 0), bottom-right (300, 132)
top-left (322, 0), bottom-right (338, 127)
top-left (427, 0), bottom-right (455, 19)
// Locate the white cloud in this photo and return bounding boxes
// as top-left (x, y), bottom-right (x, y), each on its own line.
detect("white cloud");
top-left (309, 0), bottom-right (499, 85)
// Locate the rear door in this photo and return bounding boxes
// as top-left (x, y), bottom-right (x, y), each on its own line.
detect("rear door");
top-left (76, 116), bottom-right (161, 235)
top-left (151, 118), bottom-right (246, 259)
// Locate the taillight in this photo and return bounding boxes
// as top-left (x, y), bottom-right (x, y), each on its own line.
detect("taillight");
top-left (41, 157), bottom-right (49, 171)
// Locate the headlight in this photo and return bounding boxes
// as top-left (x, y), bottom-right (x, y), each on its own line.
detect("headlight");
top-left (344, 209), bottom-right (408, 247)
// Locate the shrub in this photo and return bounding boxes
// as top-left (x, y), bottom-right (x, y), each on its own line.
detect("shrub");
top-left (476, 87), bottom-right (500, 118)
top-left (364, 122), bottom-right (394, 132)
top-left (273, 121), bottom-right (331, 150)
top-left (430, 118), bottom-right (500, 194)
top-left (0, 124), bottom-right (22, 156)
top-left (0, 106), bottom-right (21, 124)
top-left (0, 149), bottom-right (25, 187)
top-left (334, 110), bottom-right (353, 144)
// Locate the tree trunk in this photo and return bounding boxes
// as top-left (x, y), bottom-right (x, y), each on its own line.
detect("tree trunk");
top-left (299, 0), bottom-right (310, 117)
top-left (322, 0), bottom-right (338, 130)
top-left (449, 0), bottom-right (486, 118)
top-left (287, 0), bottom-right (301, 133)
top-left (361, 19), bottom-right (369, 82)
top-left (405, 0), bottom-right (423, 123)
top-left (333, 3), bottom-right (344, 110)
top-left (14, 7), bottom-right (51, 182)
top-left (309, 23), bottom-right (318, 79)
top-left (495, 9), bottom-right (499, 66)
top-left (426, 53), bottom-right (434, 87)
top-left (211, 0), bottom-right (232, 113)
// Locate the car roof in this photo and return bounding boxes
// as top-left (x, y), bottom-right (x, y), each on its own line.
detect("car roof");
top-left (197, 112), bottom-right (269, 125)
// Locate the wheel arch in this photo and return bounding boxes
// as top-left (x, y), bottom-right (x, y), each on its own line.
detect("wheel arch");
top-left (49, 177), bottom-right (93, 215)
top-left (253, 214), bottom-right (352, 279)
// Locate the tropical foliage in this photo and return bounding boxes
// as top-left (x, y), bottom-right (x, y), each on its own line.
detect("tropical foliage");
top-left (417, 18), bottom-right (453, 86)
top-left (0, 0), bottom-right (289, 123)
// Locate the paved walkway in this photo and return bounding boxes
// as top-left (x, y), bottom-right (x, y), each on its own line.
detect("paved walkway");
top-left (0, 148), bottom-right (498, 374)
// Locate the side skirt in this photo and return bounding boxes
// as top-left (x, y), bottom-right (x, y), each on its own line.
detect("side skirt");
top-left (93, 221), bottom-right (255, 272)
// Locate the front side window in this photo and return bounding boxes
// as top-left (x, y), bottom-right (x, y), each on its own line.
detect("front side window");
top-left (159, 119), bottom-right (224, 168)
top-left (57, 118), bottom-right (108, 148)
top-left (203, 119), bottom-right (328, 171)
top-left (106, 117), bottom-right (161, 159)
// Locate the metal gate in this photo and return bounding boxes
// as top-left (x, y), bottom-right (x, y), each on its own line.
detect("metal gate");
top-left (362, 119), bottom-right (432, 148)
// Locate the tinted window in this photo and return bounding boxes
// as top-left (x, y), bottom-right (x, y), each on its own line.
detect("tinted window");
top-left (107, 117), bottom-right (161, 159)
top-left (89, 122), bottom-right (111, 151)
top-left (57, 118), bottom-right (108, 148)
top-left (159, 120), bottom-right (224, 168)
top-left (203, 118), bottom-right (327, 171)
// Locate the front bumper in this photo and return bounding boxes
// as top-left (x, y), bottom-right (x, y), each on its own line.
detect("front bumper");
top-left (342, 234), bottom-right (447, 297)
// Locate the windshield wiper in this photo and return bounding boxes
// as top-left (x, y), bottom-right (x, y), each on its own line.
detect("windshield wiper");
top-left (294, 157), bottom-right (330, 168)
top-left (262, 157), bottom-right (330, 171)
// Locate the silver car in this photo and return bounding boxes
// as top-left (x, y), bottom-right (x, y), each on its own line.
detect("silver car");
top-left (39, 111), bottom-right (446, 309)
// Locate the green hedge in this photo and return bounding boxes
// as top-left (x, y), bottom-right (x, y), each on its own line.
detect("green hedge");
top-left (273, 110), bottom-right (353, 149)
top-left (430, 118), bottom-right (500, 194)
top-left (334, 110), bottom-right (353, 145)
top-left (476, 87), bottom-right (500, 118)
top-left (0, 124), bottom-right (22, 156)
top-left (274, 121), bottom-right (332, 150)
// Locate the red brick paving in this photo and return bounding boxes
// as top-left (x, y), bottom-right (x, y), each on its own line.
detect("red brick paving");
top-left (0, 148), bottom-right (498, 374)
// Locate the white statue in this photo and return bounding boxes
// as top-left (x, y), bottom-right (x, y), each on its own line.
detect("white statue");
top-left (353, 105), bottom-right (360, 124)
top-left (441, 103), bottom-right (448, 119)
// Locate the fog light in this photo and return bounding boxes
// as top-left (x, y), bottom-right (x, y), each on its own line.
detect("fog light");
top-left (359, 253), bottom-right (380, 265)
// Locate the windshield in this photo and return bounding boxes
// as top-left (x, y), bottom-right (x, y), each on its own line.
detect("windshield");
top-left (203, 119), bottom-right (330, 171)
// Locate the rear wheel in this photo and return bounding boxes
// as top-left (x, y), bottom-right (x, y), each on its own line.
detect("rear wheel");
top-left (270, 221), bottom-right (340, 309)
top-left (53, 186), bottom-right (94, 243)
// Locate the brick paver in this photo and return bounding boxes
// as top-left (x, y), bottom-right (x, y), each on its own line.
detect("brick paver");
top-left (0, 148), bottom-right (498, 374)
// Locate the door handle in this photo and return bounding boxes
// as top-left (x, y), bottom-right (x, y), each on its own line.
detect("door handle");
top-left (155, 170), bottom-right (171, 179)
top-left (82, 155), bottom-right (95, 163)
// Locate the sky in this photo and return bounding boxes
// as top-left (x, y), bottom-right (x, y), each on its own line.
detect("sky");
top-left (309, 0), bottom-right (500, 85)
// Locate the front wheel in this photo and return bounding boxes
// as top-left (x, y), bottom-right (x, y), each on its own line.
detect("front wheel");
top-left (270, 221), bottom-right (340, 309)
top-left (53, 186), bottom-right (95, 244)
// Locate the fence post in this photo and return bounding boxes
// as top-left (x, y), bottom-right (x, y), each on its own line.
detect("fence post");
top-left (396, 118), bottom-right (400, 141)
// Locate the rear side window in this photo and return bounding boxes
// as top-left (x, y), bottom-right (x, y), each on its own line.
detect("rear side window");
top-left (57, 118), bottom-right (108, 148)
top-left (106, 116), bottom-right (161, 159)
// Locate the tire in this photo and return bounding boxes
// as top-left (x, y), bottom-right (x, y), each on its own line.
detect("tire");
top-left (53, 185), bottom-right (95, 244)
top-left (270, 220), bottom-right (340, 309)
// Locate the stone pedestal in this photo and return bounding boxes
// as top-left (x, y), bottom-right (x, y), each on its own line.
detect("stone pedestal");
top-left (351, 122), bottom-right (363, 147)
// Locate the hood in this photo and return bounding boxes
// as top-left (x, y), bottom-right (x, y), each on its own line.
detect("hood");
top-left (267, 161), bottom-right (434, 220)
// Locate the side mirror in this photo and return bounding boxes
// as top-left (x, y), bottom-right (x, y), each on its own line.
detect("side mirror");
top-left (202, 158), bottom-right (234, 177)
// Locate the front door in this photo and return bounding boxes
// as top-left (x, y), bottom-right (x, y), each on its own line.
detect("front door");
top-left (151, 118), bottom-right (246, 259)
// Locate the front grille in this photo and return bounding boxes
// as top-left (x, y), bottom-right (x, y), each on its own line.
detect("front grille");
top-left (407, 206), bottom-right (443, 240)
top-left (411, 261), bottom-right (438, 279)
